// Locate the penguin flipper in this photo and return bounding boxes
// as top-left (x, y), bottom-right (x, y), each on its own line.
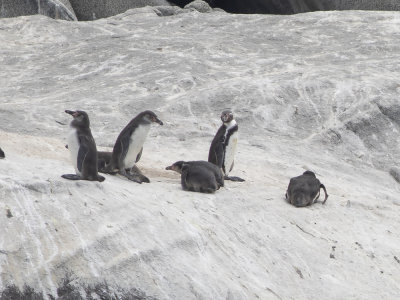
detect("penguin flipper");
top-left (77, 142), bottom-right (89, 173)
top-left (62, 174), bottom-right (81, 180)
top-left (209, 143), bottom-right (224, 169)
top-left (135, 147), bottom-right (143, 163)
top-left (118, 134), bottom-right (131, 166)
top-left (224, 176), bottom-right (245, 182)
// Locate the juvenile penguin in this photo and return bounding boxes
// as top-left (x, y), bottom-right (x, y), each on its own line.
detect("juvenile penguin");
top-left (166, 160), bottom-right (223, 193)
top-left (208, 110), bottom-right (244, 182)
top-left (285, 171), bottom-right (328, 207)
top-left (62, 110), bottom-right (105, 182)
top-left (0, 148), bottom-right (4, 159)
top-left (166, 160), bottom-right (224, 189)
top-left (100, 110), bottom-right (163, 183)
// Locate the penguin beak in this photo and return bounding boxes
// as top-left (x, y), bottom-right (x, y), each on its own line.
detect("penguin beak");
top-left (65, 110), bottom-right (78, 117)
top-left (165, 165), bottom-right (172, 170)
top-left (153, 117), bottom-right (163, 125)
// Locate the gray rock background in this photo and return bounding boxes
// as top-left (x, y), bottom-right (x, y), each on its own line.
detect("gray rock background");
top-left (0, 0), bottom-right (77, 20)
top-left (0, 8), bottom-right (400, 300)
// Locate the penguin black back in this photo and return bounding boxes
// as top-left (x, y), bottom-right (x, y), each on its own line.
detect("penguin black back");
top-left (286, 171), bottom-right (328, 207)
top-left (166, 160), bottom-right (224, 193)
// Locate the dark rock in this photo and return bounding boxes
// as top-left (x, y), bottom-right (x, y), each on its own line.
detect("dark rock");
top-left (170, 0), bottom-right (400, 14)
top-left (152, 5), bottom-right (183, 16)
top-left (184, 0), bottom-right (212, 12)
top-left (69, 0), bottom-right (173, 21)
top-left (389, 167), bottom-right (400, 183)
top-left (0, 0), bottom-right (77, 21)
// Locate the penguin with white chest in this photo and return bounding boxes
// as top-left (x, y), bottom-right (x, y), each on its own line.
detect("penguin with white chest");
top-left (62, 110), bottom-right (105, 182)
top-left (99, 110), bottom-right (163, 183)
top-left (208, 110), bottom-right (244, 182)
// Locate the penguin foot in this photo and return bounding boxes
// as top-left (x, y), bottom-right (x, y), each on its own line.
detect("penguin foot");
top-left (119, 171), bottom-right (149, 184)
top-left (97, 175), bottom-right (106, 182)
top-left (61, 174), bottom-right (81, 180)
top-left (200, 188), bottom-right (216, 194)
top-left (224, 176), bottom-right (245, 182)
top-left (128, 166), bottom-right (150, 183)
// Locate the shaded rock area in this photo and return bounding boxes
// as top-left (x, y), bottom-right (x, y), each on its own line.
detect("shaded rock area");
top-left (0, 279), bottom-right (155, 300)
top-left (171, 0), bottom-right (400, 14)
top-left (69, 0), bottom-right (172, 20)
top-left (0, 0), bottom-right (77, 20)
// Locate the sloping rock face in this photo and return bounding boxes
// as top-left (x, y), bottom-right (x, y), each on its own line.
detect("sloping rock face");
top-left (0, 0), bottom-right (77, 20)
top-left (69, 0), bottom-right (172, 20)
top-left (0, 8), bottom-right (400, 300)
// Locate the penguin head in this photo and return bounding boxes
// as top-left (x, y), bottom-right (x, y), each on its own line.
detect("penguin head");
top-left (65, 110), bottom-right (90, 128)
top-left (221, 110), bottom-right (234, 123)
top-left (291, 193), bottom-right (311, 207)
top-left (141, 110), bottom-right (163, 125)
top-left (165, 161), bottom-right (185, 173)
top-left (303, 170), bottom-right (316, 177)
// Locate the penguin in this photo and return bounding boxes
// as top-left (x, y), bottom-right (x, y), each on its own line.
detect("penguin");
top-left (285, 171), bottom-right (328, 207)
top-left (100, 110), bottom-right (163, 183)
top-left (208, 110), bottom-right (244, 182)
top-left (166, 160), bottom-right (224, 189)
top-left (166, 160), bottom-right (223, 193)
top-left (62, 110), bottom-right (105, 182)
top-left (0, 148), bottom-right (4, 159)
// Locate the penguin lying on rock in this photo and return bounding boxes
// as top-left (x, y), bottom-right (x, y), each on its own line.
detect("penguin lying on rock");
top-left (208, 110), bottom-right (244, 182)
top-left (62, 110), bottom-right (105, 182)
top-left (98, 110), bottom-right (163, 183)
top-left (0, 148), bottom-right (4, 159)
top-left (166, 160), bottom-right (224, 193)
top-left (286, 171), bottom-right (328, 207)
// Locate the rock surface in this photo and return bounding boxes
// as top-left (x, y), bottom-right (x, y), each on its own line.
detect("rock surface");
top-left (0, 8), bottom-right (400, 299)
top-left (0, 0), bottom-right (77, 20)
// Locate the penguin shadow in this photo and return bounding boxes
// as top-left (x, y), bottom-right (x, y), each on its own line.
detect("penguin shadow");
top-left (0, 147), bottom-right (5, 159)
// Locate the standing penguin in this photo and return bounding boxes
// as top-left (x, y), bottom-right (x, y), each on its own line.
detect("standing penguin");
top-left (0, 148), bottom-right (4, 159)
top-left (208, 110), bottom-right (244, 182)
top-left (100, 110), bottom-right (163, 183)
top-left (62, 110), bottom-right (105, 182)
top-left (286, 171), bottom-right (328, 207)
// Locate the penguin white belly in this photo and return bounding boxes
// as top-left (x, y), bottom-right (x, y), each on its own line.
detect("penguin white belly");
top-left (224, 131), bottom-right (238, 176)
top-left (67, 128), bottom-right (81, 175)
top-left (123, 124), bottom-right (150, 168)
